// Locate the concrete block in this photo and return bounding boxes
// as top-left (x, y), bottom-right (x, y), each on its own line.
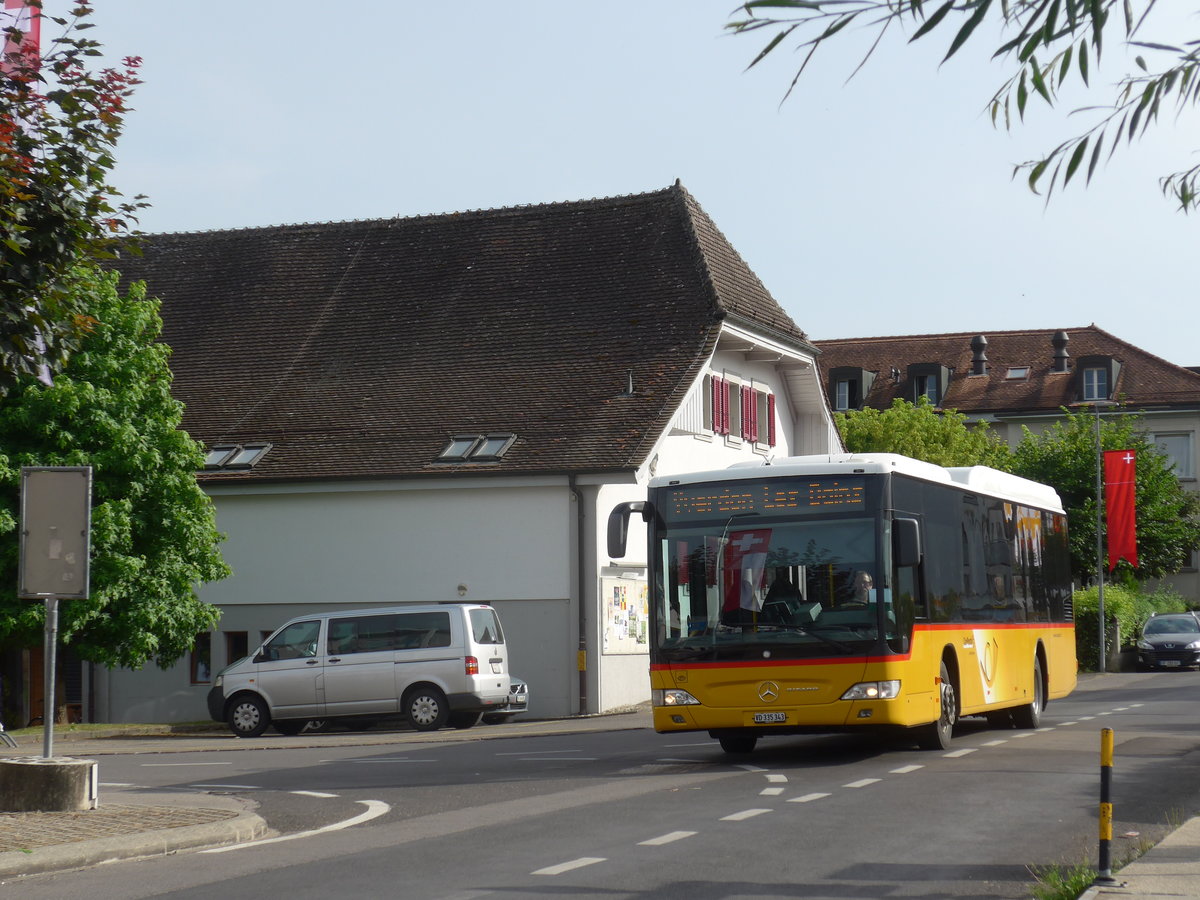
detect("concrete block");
top-left (0, 757), bottom-right (98, 811)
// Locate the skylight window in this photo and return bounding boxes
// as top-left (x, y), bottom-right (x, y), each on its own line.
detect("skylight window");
top-left (438, 433), bottom-right (516, 462)
top-left (203, 443), bottom-right (272, 470)
top-left (1006, 367), bottom-right (1031, 381)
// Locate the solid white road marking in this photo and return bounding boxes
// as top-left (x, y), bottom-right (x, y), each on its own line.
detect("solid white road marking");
top-left (532, 857), bottom-right (606, 876)
top-left (202, 799), bottom-right (390, 853)
top-left (721, 808), bottom-right (772, 821)
top-left (788, 793), bottom-right (831, 803)
top-left (639, 831), bottom-right (697, 846)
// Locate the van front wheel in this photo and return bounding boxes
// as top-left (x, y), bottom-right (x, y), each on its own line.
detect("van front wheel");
top-left (405, 686), bottom-right (449, 731)
top-left (227, 694), bottom-right (270, 738)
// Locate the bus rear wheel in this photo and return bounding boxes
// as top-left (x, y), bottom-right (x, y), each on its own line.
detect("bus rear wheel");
top-left (717, 734), bottom-right (758, 754)
top-left (1012, 657), bottom-right (1045, 729)
top-left (917, 662), bottom-right (957, 750)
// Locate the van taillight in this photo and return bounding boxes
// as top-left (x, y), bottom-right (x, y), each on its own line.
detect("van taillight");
top-left (465, 655), bottom-right (479, 675)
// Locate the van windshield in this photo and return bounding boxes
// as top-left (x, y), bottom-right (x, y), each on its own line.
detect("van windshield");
top-left (469, 608), bottom-right (504, 644)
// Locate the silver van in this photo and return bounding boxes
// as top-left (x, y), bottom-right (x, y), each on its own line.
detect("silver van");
top-left (207, 603), bottom-right (510, 737)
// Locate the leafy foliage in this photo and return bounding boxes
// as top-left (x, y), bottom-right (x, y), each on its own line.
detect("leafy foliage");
top-left (836, 397), bottom-right (1013, 468)
top-left (1011, 408), bottom-right (1200, 584)
top-left (727, 1), bottom-right (1200, 210)
top-left (0, 265), bottom-right (228, 668)
top-left (1, 1), bottom-right (146, 393)
top-left (1072, 582), bottom-right (1190, 669)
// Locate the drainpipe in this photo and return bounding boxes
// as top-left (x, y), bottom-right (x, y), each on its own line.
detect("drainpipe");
top-left (569, 475), bottom-right (588, 716)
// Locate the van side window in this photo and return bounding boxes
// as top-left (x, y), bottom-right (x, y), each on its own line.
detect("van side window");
top-left (469, 608), bottom-right (504, 645)
top-left (328, 611), bottom-right (452, 654)
top-left (262, 620), bottom-right (320, 660)
top-left (396, 611), bottom-right (452, 649)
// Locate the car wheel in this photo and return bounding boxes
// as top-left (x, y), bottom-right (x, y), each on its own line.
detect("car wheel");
top-left (449, 711), bottom-right (480, 730)
top-left (227, 693), bottom-right (271, 738)
top-left (404, 686), bottom-right (449, 731)
top-left (917, 661), bottom-right (957, 750)
top-left (717, 734), bottom-right (758, 754)
top-left (1012, 657), bottom-right (1045, 729)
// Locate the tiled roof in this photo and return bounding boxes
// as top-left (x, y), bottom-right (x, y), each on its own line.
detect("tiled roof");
top-left (817, 325), bottom-right (1200, 415)
top-left (113, 183), bottom-right (809, 483)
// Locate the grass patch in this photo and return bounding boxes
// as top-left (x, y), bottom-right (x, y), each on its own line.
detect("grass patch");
top-left (1028, 861), bottom-right (1098, 900)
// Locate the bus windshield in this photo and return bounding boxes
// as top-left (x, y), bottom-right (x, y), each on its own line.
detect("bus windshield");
top-left (653, 513), bottom-right (895, 662)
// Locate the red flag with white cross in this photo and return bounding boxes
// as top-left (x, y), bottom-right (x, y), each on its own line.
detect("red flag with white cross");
top-left (1104, 450), bottom-right (1138, 571)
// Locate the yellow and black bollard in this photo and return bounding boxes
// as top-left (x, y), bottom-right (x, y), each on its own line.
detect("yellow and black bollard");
top-left (1097, 727), bottom-right (1117, 883)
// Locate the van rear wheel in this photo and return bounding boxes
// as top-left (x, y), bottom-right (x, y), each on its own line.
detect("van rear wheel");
top-left (227, 693), bottom-right (270, 738)
top-left (405, 686), bottom-right (449, 731)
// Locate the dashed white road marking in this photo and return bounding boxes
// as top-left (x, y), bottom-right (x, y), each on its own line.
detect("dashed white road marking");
top-left (1013, 732), bottom-right (1034, 738)
top-left (495, 749), bottom-right (582, 756)
top-left (889, 764), bottom-right (923, 774)
top-left (191, 783), bottom-right (260, 790)
top-left (843, 778), bottom-right (881, 788)
top-left (736, 764), bottom-right (768, 773)
top-left (981, 740), bottom-right (1008, 747)
top-left (639, 831), bottom-right (697, 846)
top-left (788, 792), bottom-right (831, 803)
top-left (944, 748), bottom-right (977, 758)
top-left (341, 758), bottom-right (438, 763)
top-left (142, 762), bottom-right (231, 767)
top-left (292, 790), bottom-right (338, 798)
top-left (1078, 716), bottom-right (1096, 721)
top-left (518, 757), bottom-right (598, 762)
top-left (1036, 727), bottom-right (1055, 733)
top-left (1060, 721), bottom-right (1079, 726)
top-left (202, 799), bottom-right (390, 853)
top-left (721, 808), bottom-right (772, 821)
top-left (760, 787), bottom-right (785, 796)
top-left (765, 774), bottom-right (787, 783)
top-left (532, 857), bottom-right (606, 876)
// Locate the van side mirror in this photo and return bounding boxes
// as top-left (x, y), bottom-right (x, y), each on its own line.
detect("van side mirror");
top-left (607, 501), bottom-right (648, 559)
top-left (894, 517), bottom-right (922, 568)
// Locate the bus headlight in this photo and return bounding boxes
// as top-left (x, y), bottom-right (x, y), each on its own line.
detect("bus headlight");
top-left (653, 689), bottom-right (700, 706)
top-left (841, 680), bottom-right (901, 701)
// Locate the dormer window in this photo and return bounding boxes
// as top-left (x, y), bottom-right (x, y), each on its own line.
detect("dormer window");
top-left (437, 433), bottom-right (516, 462)
top-left (906, 363), bottom-right (950, 407)
top-left (827, 367), bottom-right (875, 412)
top-left (204, 443), bottom-right (272, 470)
top-left (1077, 355), bottom-right (1120, 402)
top-left (1082, 367), bottom-right (1108, 401)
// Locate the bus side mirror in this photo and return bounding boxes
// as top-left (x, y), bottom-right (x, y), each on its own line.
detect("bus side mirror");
top-left (894, 517), bottom-right (921, 568)
top-left (607, 501), bottom-right (647, 559)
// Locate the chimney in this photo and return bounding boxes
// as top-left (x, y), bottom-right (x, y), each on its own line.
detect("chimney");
top-left (1052, 331), bottom-right (1070, 372)
top-left (970, 335), bottom-right (988, 376)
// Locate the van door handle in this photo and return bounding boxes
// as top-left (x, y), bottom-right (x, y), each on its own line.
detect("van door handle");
top-left (327, 657), bottom-right (341, 663)
top-left (305, 659), bottom-right (319, 665)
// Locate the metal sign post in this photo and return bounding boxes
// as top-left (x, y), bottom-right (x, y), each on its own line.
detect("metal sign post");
top-left (18, 467), bottom-right (92, 759)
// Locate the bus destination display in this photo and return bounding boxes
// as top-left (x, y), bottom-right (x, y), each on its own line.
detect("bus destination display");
top-left (666, 478), bottom-right (866, 518)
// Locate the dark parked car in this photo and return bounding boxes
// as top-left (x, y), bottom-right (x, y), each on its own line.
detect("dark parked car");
top-left (1137, 613), bottom-right (1200, 670)
top-left (482, 676), bottom-right (528, 724)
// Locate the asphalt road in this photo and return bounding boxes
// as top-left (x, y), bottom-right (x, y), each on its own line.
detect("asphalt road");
top-left (11, 671), bottom-right (1200, 900)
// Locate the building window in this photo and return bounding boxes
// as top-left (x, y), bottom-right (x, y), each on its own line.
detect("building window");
top-left (436, 433), bottom-right (516, 462)
top-left (225, 631), bottom-right (249, 666)
top-left (190, 633), bottom-right (212, 684)
top-left (835, 380), bottom-right (852, 411)
top-left (708, 374), bottom-right (775, 447)
top-left (1082, 367), bottom-right (1108, 401)
top-left (204, 443), bottom-right (271, 470)
top-left (914, 374), bottom-right (939, 405)
top-left (1006, 367), bottom-right (1031, 380)
top-left (1152, 432), bottom-right (1194, 479)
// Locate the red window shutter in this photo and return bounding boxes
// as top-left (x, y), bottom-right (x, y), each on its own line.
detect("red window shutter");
top-left (711, 376), bottom-right (730, 435)
top-left (721, 379), bottom-right (731, 435)
top-left (741, 385), bottom-right (752, 440)
top-left (767, 393), bottom-right (777, 446)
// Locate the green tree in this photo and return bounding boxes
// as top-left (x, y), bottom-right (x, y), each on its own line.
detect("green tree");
top-left (836, 397), bottom-right (1013, 468)
top-left (728, 1), bottom-right (1200, 210)
top-left (1011, 408), bottom-right (1200, 585)
top-left (0, 264), bottom-right (228, 668)
top-left (2, 1), bottom-right (145, 393)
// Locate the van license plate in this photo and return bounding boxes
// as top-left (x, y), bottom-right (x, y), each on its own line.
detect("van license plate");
top-left (754, 712), bottom-right (787, 724)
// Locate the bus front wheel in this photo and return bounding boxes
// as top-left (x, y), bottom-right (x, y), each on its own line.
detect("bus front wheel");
top-left (717, 734), bottom-right (758, 754)
top-left (917, 662), bottom-right (957, 750)
top-left (1012, 657), bottom-right (1045, 729)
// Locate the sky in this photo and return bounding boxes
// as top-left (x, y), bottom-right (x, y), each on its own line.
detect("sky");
top-left (58, 2), bottom-right (1200, 367)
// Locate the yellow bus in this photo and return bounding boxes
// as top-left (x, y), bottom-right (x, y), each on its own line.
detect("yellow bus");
top-left (607, 453), bottom-right (1076, 754)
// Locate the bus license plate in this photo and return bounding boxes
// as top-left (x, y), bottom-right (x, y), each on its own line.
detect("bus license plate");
top-left (754, 712), bottom-right (787, 724)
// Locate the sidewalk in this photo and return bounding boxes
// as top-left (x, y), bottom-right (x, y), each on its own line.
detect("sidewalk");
top-left (1, 708), bottom-right (1199, 896)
